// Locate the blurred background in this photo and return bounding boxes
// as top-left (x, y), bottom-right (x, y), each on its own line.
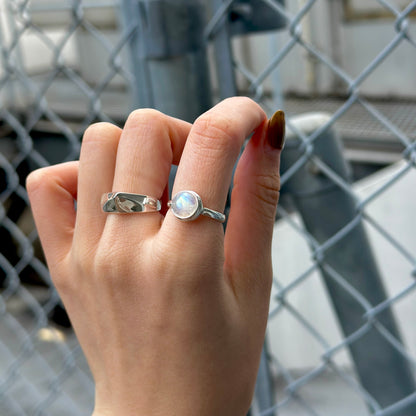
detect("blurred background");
top-left (0, 0), bottom-right (415, 415)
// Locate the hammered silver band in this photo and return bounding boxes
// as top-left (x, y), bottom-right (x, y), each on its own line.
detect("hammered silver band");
top-left (167, 190), bottom-right (226, 223)
top-left (102, 192), bottom-right (161, 214)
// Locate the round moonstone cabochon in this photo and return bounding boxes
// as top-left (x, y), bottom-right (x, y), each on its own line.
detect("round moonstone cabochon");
top-left (171, 191), bottom-right (199, 220)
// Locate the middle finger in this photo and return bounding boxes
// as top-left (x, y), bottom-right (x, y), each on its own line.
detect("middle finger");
top-left (109, 109), bottom-right (191, 235)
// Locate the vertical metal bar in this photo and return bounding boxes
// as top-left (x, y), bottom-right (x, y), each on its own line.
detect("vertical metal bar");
top-left (209, 0), bottom-right (286, 101)
top-left (268, 35), bottom-right (285, 110)
top-left (119, 0), bottom-right (212, 122)
top-left (119, 0), bottom-right (154, 109)
top-left (210, 0), bottom-right (238, 99)
top-left (327, 0), bottom-right (345, 94)
top-left (280, 114), bottom-right (416, 415)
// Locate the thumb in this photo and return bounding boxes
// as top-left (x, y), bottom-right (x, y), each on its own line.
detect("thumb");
top-left (27, 162), bottom-right (78, 270)
top-left (225, 111), bottom-right (285, 298)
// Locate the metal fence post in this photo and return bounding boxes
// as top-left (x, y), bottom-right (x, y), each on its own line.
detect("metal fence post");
top-left (119, 0), bottom-right (212, 122)
top-left (280, 113), bottom-right (416, 414)
top-left (207, 0), bottom-right (286, 101)
top-left (209, 0), bottom-right (238, 99)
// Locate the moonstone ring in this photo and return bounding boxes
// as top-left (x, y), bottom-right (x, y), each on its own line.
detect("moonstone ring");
top-left (168, 190), bottom-right (226, 223)
top-left (102, 192), bottom-right (161, 213)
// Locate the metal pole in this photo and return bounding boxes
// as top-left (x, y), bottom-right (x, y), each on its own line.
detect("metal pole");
top-left (209, 0), bottom-right (238, 99)
top-left (119, 0), bottom-right (212, 122)
top-left (280, 113), bottom-right (416, 415)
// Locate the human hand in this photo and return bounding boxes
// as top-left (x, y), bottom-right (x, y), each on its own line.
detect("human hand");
top-left (27, 97), bottom-right (285, 416)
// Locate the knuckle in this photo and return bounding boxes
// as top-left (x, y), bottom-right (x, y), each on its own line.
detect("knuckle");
top-left (225, 95), bottom-right (256, 108)
top-left (192, 113), bottom-right (241, 155)
top-left (153, 233), bottom-right (221, 287)
top-left (83, 122), bottom-right (121, 145)
top-left (26, 168), bottom-right (53, 196)
top-left (125, 108), bottom-right (166, 135)
top-left (91, 241), bottom-right (117, 276)
top-left (49, 257), bottom-right (74, 295)
top-left (94, 235), bottom-right (140, 281)
top-left (67, 241), bottom-right (125, 293)
top-left (52, 271), bottom-right (72, 295)
top-left (256, 171), bottom-right (281, 206)
top-left (243, 172), bottom-right (281, 221)
top-left (26, 169), bottom-right (43, 194)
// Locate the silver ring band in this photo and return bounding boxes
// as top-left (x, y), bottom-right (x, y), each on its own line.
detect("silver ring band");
top-left (168, 190), bottom-right (226, 223)
top-left (102, 192), bottom-right (161, 213)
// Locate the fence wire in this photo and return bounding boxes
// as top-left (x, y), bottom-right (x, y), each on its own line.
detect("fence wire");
top-left (0, 0), bottom-right (415, 415)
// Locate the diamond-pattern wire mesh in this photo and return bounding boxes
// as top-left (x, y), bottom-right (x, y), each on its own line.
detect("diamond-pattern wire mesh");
top-left (0, 0), bottom-right (415, 415)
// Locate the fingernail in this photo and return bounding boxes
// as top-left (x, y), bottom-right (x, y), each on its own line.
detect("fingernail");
top-left (267, 110), bottom-right (285, 150)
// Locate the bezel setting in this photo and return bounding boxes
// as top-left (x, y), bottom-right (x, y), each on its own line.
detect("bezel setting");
top-left (170, 190), bottom-right (204, 221)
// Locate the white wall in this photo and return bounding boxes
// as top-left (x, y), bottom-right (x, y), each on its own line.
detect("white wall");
top-left (269, 160), bottom-right (416, 370)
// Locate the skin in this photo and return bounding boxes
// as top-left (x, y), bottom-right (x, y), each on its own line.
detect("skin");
top-left (27, 97), bottom-right (283, 416)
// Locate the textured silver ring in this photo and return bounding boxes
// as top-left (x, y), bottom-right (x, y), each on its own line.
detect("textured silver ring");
top-left (102, 192), bottom-right (161, 213)
top-left (168, 190), bottom-right (225, 223)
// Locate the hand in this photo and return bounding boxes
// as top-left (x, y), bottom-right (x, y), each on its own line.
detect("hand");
top-left (27, 97), bottom-right (285, 416)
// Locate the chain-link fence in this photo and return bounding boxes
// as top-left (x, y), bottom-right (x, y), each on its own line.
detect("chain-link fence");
top-left (0, 0), bottom-right (415, 415)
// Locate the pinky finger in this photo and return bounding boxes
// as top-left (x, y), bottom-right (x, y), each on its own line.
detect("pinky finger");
top-left (26, 161), bottom-right (78, 270)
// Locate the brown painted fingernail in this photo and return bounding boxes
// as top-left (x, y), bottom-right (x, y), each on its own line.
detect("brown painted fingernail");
top-left (267, 110), bottom-right (285, 150)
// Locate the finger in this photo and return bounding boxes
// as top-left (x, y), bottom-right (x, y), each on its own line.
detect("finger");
top-left (76, 122), bottom-right (122, 243)
top-left (165, 97), bottom-right (267, 233)
top-left (26, 161), bottom-right (78, 269)
top-left (110, 109), bottom-right (191, 232)
top-left (225, 110), bottom-right (285, 299)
